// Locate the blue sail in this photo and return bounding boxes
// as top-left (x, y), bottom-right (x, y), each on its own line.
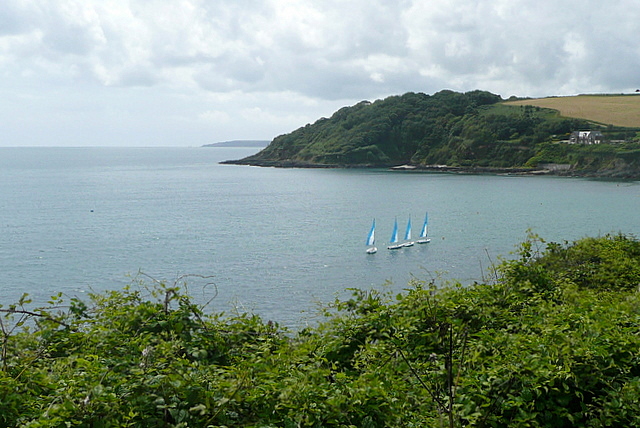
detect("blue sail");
top-left (417, 212), bottom-right (431, 244)
top-left (420, 213), bottom-right (428, 238)
top-left (404, 216), bottom-right (412, 241)
top-left (366, 219), bottom-right (376, 246)
top-left (390, 218), bottom-right (398, 243)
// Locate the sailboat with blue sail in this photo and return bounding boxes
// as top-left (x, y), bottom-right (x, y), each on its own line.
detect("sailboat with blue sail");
top-left (366, 219), bottom-right (377, 254)
top-left (401, 216), bottom-right (414, 247)
top-left (387, 218), bottom-right (403, 250)
top-left (416, 212), bottom-right (431, 244)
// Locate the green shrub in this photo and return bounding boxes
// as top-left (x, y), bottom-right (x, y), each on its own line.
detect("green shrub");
top-left (3, 234), bottom-right (640, 426)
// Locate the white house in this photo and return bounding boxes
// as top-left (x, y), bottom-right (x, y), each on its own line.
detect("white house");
top-left (569, 131), bottom-right (604, 144)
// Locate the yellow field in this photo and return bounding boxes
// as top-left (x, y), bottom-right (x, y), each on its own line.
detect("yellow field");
top-left (504, 95), bottom-right (640, 127)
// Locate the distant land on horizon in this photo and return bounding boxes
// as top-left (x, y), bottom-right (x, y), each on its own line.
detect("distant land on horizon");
top-left (203, 140), bottom-right (270, 148)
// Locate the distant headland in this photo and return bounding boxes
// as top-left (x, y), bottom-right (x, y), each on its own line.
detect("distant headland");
top-left (203, 140), bottom-right (270, 148)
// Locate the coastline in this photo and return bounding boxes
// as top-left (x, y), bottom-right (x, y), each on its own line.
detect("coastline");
top-left (220, 158), bottom-right (640, 179)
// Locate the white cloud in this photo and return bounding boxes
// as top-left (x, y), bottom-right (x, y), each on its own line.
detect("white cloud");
top-left (1, 0), bottom-right (640, 146)
top-left (198, 109), bottom-right (231, 124)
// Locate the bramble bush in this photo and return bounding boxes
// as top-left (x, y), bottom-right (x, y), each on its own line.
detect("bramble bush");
top-left (2, 233), bottom-right (640, 427)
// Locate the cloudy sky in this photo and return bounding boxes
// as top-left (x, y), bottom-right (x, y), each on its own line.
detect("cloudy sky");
top-left (1, 0), bottom-right (639, 147)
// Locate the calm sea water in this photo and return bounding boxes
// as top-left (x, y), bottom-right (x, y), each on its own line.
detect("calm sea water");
top-left (1, 147), bottom-right (639, 328)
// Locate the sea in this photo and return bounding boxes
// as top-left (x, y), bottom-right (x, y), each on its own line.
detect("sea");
top-left (1, 147), bottom-right (639, 329)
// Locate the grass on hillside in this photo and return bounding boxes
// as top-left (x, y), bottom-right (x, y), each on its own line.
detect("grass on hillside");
top-left (482, 103), bottom-right (561, 120)
top-left (504, 94), bottom-right (640, 127)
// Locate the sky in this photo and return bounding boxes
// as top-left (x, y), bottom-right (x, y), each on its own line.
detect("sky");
top-left (1, 0), bottom-right (639, 147)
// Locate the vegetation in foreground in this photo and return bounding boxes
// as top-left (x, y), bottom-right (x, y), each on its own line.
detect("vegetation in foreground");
top-left (3, 233), bottom-right (640, 427)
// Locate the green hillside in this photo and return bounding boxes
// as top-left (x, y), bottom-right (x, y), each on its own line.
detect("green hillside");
top-left (225, 90), bottom-right (640, 177)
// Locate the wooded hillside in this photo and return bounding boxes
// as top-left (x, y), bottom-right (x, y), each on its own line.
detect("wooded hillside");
top-left (225, 90), bottom-right (640, 177)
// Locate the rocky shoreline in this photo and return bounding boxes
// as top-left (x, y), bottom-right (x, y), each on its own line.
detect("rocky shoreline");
top-left (220, 158), bottom-right (338, 168)
top-left (220, 158), bottom-right (640, 179)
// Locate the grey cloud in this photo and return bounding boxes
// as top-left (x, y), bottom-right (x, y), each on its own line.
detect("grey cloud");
top-left (41, 21), bottom-right (97, 57)
top-left (117, 67), bottom-right (159, 87)
top-left (5, 0), bottom-right (640, 98)
top-left (188, 0), bottom-right (418, 99)
top-left (397, 0), bottom-right (640, 96)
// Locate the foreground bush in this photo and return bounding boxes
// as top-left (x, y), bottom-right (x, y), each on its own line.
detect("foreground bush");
top-left (2, 233), bottom-right (640, 427)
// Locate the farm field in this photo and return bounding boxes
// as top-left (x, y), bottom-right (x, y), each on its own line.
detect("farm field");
top-left (504, 94), bottom-right (640, 127)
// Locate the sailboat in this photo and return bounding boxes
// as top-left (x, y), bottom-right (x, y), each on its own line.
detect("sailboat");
top-left (387, 218), bottom-right (403, 250)
top-left (366, 219), bottom-right (377, 254)
top-left (416, 212), bottom-right (431, 244)
top-left (401, 216), bottom-right (414, 247)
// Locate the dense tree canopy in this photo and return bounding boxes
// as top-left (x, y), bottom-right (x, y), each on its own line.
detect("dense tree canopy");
top-left (3, 233), bottom-right (640, 426)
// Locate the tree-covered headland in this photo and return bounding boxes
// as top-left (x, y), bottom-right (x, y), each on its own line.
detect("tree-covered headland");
top-left (226, 90), bottom-right (640, 178)
top-left (3, 233), bottom-right (640, 426)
